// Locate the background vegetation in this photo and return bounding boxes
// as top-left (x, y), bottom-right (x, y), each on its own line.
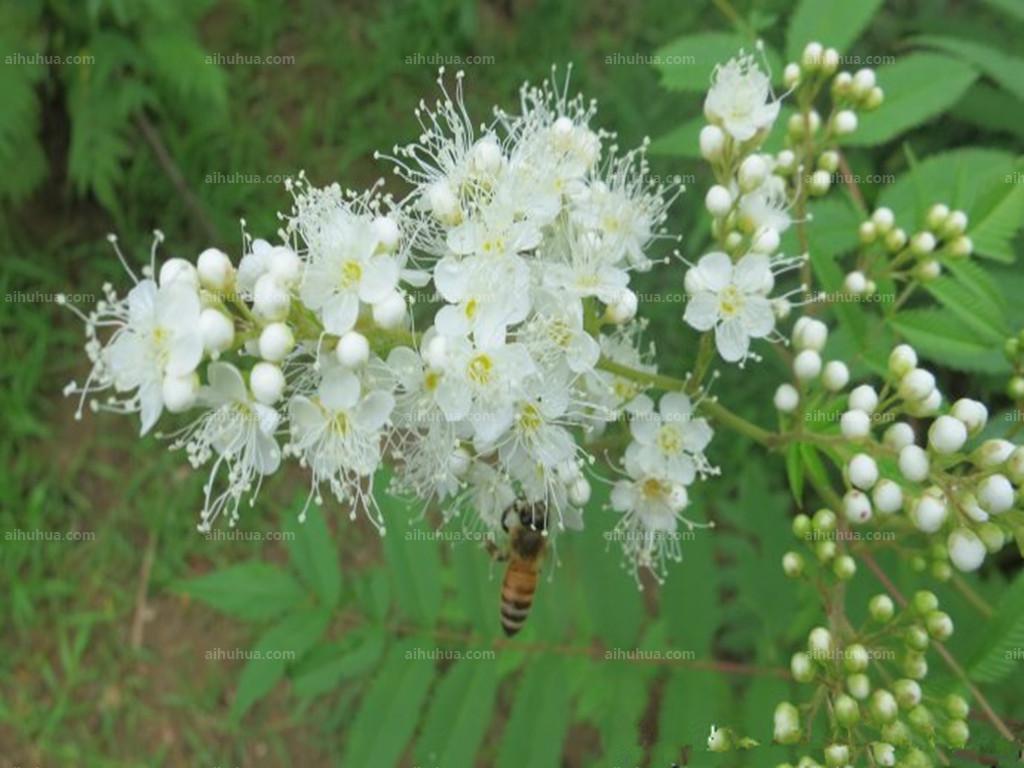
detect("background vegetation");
top-left (2, 0), bottom-right (1023, 765)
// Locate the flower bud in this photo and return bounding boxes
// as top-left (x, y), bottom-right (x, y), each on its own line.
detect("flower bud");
top-left (848, 453), bottom-right (879, 490)
top-left (774, 383), bottom-right (799, 412)
top-left (843, 270), bottom-right (867, 295)
top-left (259, 322), bottom-right (295, 363)
top-left (871, 741), bottom-right (896, 767)
top-left (907, 704), bottom-right (933, 734)
top-left (913, 590), bottom-right (939, 614)
top-left (791, 651), bottom-right (815, 683)
top-left (832, 110), bottom-right (858, 135)
top-left (945, 693), bottom-right (969, 719)
top-left (197, 247), bottom-right (234, 291)
top-left (773, 702), bottom-right (802, 744)
top-left (848, 384), bottom-right (878, 413)
top-left (885, 227), bottom-right (907, 252)
top-left (813, 508), bottom-right (837, 533)
top-left (888, 344), bottom-right (917, 376)
top-left (707, 724), bottom-right (733, 752)
top-left (816, 540), bottom-right (836, 562)
top-left (782, 551), bottom-right (805, 578)
top-left (253, 273), bottom-right (290, 321)
top-left (951, 397), bottom-right (987, 435)
top-left (869, 594), bottom-right (894, 622)
top-left (793, 316), bottom-right (828, 351)
top-left (794, 349), bottom-right (822, 380)
top-left (928, 415), bottom-right (967, 454)
top-left (844, 643), bottom-right (870, 673)
top-left (159, 258), bottom-right (199, 289)
top-left (834, 693), bottom-right (860, 726)
top-left (910, 231), bottom-right (936, 256)
top-left (899, 445), bottom-right (930, 483)
top-left (899, 368), bottom-right (935, 401)
top-left (883, 422), bottom-right (915, 451)
top-left (944, 719), bottom-right (969, 749)
top-left (841, 409), bottom-right (871, 440)
top-left (977, 473), bottom-right (1015, 514)
top-left (808, 627), bottom-right (833, 658)
top-left (926, 610), bottom-right (954, 640)
top-left (783, 62), bottom-right (801, 88)
top-left (162, 372), bottom-right (199, 413)
top-left (870, 689), bottom-right (898, 723)
top-left (949, 235), bottom-right (973, 258)
top-left (847, 673), bottom-right (871, 699)
top-left (834, 554), bottom-right (856, 580)
top-left (809, 169), bottom-right (832, 195)
top-left (250, 361), bottom-right (285, 405)
top-left (977, 522), bottom-right (1005, 553)
top-left (926, 203), bottom-right (950, 230)
top-left (336, 330), bottom-right (370, 367)
top-left (823, 743), bottom-right (849, 767)
top-left (893, 678), bottom-right (922, 709)
top-left (822, 360), bottom-right (849, 391)
top-left (973, 438), bottom-right (1015, 467)
top-left (872, 479), bottom-right (904, 514)
top-left (792, 513), bottom-right (812, 538)
top-left (859, 220), bottom-right (877, 243)
top-left (705, 185), bottom-right (734, 217)
top-left (199, 308), bottom-right (235, 356)
top-left (843, 489), bottom-right (872, 523)
top-left (947, 527), bottom-right (986, 572)
top-left (739, 155), bottom-right (769, 192)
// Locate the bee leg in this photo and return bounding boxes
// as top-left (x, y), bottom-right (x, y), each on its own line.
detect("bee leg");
top-left (484, 540), bottom-right (508, 562)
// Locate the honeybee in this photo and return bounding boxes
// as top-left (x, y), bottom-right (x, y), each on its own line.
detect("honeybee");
top-left (491, 499), bottom-right (548, 637)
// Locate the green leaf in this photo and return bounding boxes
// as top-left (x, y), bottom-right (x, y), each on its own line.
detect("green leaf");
top-left (653, 33), bottom-right (781, 93)
top-left (230, 607), bottom-right (331, 720)
top-left (377, 478), bottom-right (442, 626)
top-left (583, 663), bottom-right (652, 767)
top-left (341, 640), bottom-right (436, 767)
top-left (291, 628), bottom-right (386, 698)
top-left (140, 25), bottom-right (227, 111)
top-left (785, 443), bottom-right (804, 506)
top-left (285, 504), bottom-right (341, 609)
top-left (845, 54), bottom-right (977, 147)
top-left (649, 669), bottom-right (729, 766)
top-left (495, 657), bottom-right (572, 768)
top-left (968, 572), bottom-right (1024, 683)
top-left (923, 276), bottom-right (1008, 342)
top-left (912, 35), bottom-right (1024, 101)
top-left (650, 115), bottom-right (703, 158)
top-left (890, 309), bottom-right (1009, 374)
top-left (786, 0), bottom-right (884, 61)
top-left (174, 562), bottom-right (304, 621)
top-left (951, 83), bottom-right (1024, 142)
top-left (981, 0), bottom-right (1024, 21)
top-left (968, 160), bottom-right (1024, 263)
top-left (413, 661), bottom-right (499, 768)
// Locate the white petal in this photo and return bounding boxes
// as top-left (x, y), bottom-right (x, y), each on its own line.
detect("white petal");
top-left (321, 291), bottom-right (360, 335)
top-left (741, 295), bottom-right (775, 338)
top-left (696, 252), bottom-right (733, 291)
top-left (166, 331), bottom-right (203, 376)
top-left (320, 368), bottom-right (361, 411)
top-left (355, 391), bottom-right (395, 431)
top-left (659, 392), bottom-right (694, 422)
top-left (138, 381), bottom-right (163, 436)
top-left (683, 292), bottom-right (719, 331)
top-left (207, 362), bottom-right (247, 403)
top-left (358, 257), bottom-right (399, 303)
top-left (715, 317), bottom-right (750, 362)
top-left (733, 254), bottom-right (771, 293)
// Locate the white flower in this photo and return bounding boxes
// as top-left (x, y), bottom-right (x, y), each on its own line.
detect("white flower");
top-left (288, 365), bottom-right (395, 530)
top-left (610, 466), bottom-right (691, 581)
top-left (517, 290), bottom-right (600, 379)
top-left (171, 362), bottom-right (281, 530)
top-left (433, 253), bottom-right (532, 346)
top-left (704, 52), bottom-right (781, 142)
top-left (624, 393), bottom-right (714, 482)
top-left (683, 252), bottom-right (776, 362)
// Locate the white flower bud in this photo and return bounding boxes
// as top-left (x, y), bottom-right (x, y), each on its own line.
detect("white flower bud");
top-left (783, 62), bottom-right (801, 88)
top-left (738, 155), bottom-right (768, 192)
top-left (833, 110), bottom-right (858, 135)
top-left (258, 322), bottom-right (295, 363)
top-left (371, 215), bottom-right (401, 252)
top-left (852, 68), bottom-right (876, 95)
top-left (961, 493), bottom-right (990, 523)
top-left (883, 422), bottom-right (915, 451)
top-left (774, 383), bottom-right (799, 413)
top-left (977, 473), bottom-right (1015, 515)
top-left (372, 291), bottom-right (407, 329)
top-left (885, 227), bottom-right (908, 252)
top-left (253, 273), bottom-right (290, 321)
top-left (944, 209), bottom-right (968, 236)
top-left (870, 689), bottom-right (898, 723)
top-left (808, 626), bottom-right (833, 656)
top-left (802, 42), bottom-right (824, 69)
top-left (791, 651), bottom-right (814, 682)
top-left (848, 384), bottom-right (878, 413)
top-left (162, 372), bottom-right (199, 413)
top-left (951, 398), bottom-right (987, 435)
top-left (1008, 447), bottom-right (1024, 483)
top-left (899, 368), bottom-right (935, 401)
top-left (698, 125), bottom-right (726, 161)
top-left (911, 489), bottom-right (948, 533)
top-left (423, 334), bottom-right (448, 368)
top-left (793, 316), bottom-right (828, 351)
top-left (927, 415), bottom-right (967, 455)
top-left (841, 409), bottom-right (871, 439)
top-left (199, 308), bottom-right (235, 355)
top-left (267, 246), bottom-right (301, 285)
top-left (705, 185), bottom-right (733, 217)
top-left (871, 207), bottom-right (895, 233)
top-left (908, 386), bottom-right (942, 416)
top-left (751, 226), bottom-right (781, 254)
top-left (824, 743), bottom-right (850, 767)
top-left (427, 181), bottom-right (459, 223)
top-left (847, 673), bottom-right (871, 700)
top-left (470, 136), bottom-right (503, 175)
top-left (448, 446), bottom-right (471, 477)
top-left (910, 231), bottom-right (936, 256)
top-left (848, 453), bottom-right (879, 490)
top-left (859, 221), bottom-right (877, 244)
top-left (973, 438), bottom-right (1015, 467)
top-left (250, 361), bottom-right (285, 405)
top-left (872, 742), bottom-right (896, 766)
top-left (893, 679), bottom-right (922, 708)
top-left (821, 48), bottom-right (840, 74)
top-left (336, 330), bottom-right (370, 367)
top-left (822, 360), bottom-right (849, 391)
top-left (899, 444), bottom-right (930, 482)
top-left (605, 289), bottom-right (638, 324)
top-left (844, 270), bottom-right (868, 294)
top-left (568, 476), bottom-right (592, 507)
top-left (773, 701), bottom-right (801, 744)
top-left (888, 343), bottom-right (917, 376)
top-left (948, 528), bottom-right (986, 572)
top-left (809, 169), bottom-right (832, 195)
top-left (794, 349), bottom-right (822, 380)
top-left (775, 149), bottom-right (796, 173)
top-left (950, 235), bottom-right (973, 258)
top-left (843, 489), bottom-right (873, 523)
top-left (873, 479), bottom-right (904, 514)
top-left (158, 258), bottom-right (199, 290)
top-left (915, 259), bottom-right (941, 281)
top-left (196, 248), bottom-right (234, 291)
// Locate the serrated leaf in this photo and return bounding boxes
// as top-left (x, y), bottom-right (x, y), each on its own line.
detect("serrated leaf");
top-left (912, 35), bottom-right (1024, 101)
top-left (230, 607), bottom-right (331, 720)
top-left (653, 33), bottom-right (781, 93)
top-left (968, 161), bottom-right (1024, 263)
top-left (968, 572), bottom-right (1024, 683)
top-left (923, 276), bottom-right (1008, 342)
top-left (140, 26), bottom-right (227, 111)
top-left (495, 657), bottom-right (572, 768)
top-left (845, 54), bottom-right (977, 147)
top-left (786, 0), bottom-right (884, 61)
top-left (174, 562), bottom-right (304, 621)
top-left (890, 309), bottom-right (1009, 374)
top-left (284, 504), bottom-right (341, 609)
top-left (341, 640), bottom-right (435, 767)
top-left (413, 660), bottom-right (499, 767)
top-left (291, 628), bottom-right (386, 698)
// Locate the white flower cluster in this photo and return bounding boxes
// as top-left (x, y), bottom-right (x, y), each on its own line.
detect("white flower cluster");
top-left (774, 322), bottom-right (1021, 574)
top-left (63, 68), bottom-right (711, 576)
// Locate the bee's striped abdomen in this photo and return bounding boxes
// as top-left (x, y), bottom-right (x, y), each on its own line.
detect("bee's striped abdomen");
top-left (500, 558), bottom-right (538, 636)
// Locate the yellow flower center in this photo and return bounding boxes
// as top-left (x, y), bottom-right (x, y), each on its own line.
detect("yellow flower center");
top-left (547, 318), bottom-right (573, 348)
top-left (517, 403), bottom-right (542, 434)
top-left (641, 476), bottom-right (669, 501)
top-left (718, 285), bottom-right (744, 318)
top-left (656, 425), bottom-right (682, 456)
top-left (464, 298), bottom-right (479, 320)
top-left (330, 412), bottom-right (350, 435)
top-left (339, 260), bottom-right (363, 289)
top-left (424, 370), bottom-right (440, 391)
top-left (467, 354), bottom-right (494, 385)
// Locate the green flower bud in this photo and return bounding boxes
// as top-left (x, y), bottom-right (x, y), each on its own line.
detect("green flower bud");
top-left (910, 554), bottom-right (928, 571)
top-left (978, 522), bottom-right (1006, 553)
top-left (816, 540), bottom-right (837, 562)
top-left (881, 719), bottom-right (911, 746)
top-left (907, 704), bottom-right (934, 734)
top-left (792, 513), bottom-right (812, 539)
top-left (808, 626), bottom-right (833, 659)
top-left (1006, 337), bottom-right (1021, 360)
top-left (904, 625), bottom-right (929, 652)
top-left (833, 554), bottom-right (856, 580)
top-left (870, 689), bottom-right (898, 723)
top-left (913, 590), bottom-right (939, 614)
top-left (871, 741), bottom-right (896, 766)
top-left (930, 560), bottom-right (952, 581)
top-left (902, 651), bottom-right (928, 680)
top-left (903, 747), bottom-right (932, 768)
top-left (783, 551), bottom-right (805, 578)
top-left (847, 673), bottom-right (871, 700)
top-left (791, 651), bottom-right (815, 683)
top-left (707, 724), bottom-right (734, 752)
top-left (824, 743), bottom-right (849, 767)
top-left (926, 610), bottom-right (954, 641)
top-left (869, 594), bottom-right (895, 622)
top-left (844, 643), bottom-right (870, 673)
top-left (944, 719), bottom-right (969, 749)
top-left (945, 693), bottom-right (969, 719)
top-left (813, 508), bottom-right (837, 533)
top-left (834, 693), bottom-right (860, 726)
top-left (893, 678), bottom-right (922, 708)
top-left (1009, 376), bottom-right (1024, 400)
